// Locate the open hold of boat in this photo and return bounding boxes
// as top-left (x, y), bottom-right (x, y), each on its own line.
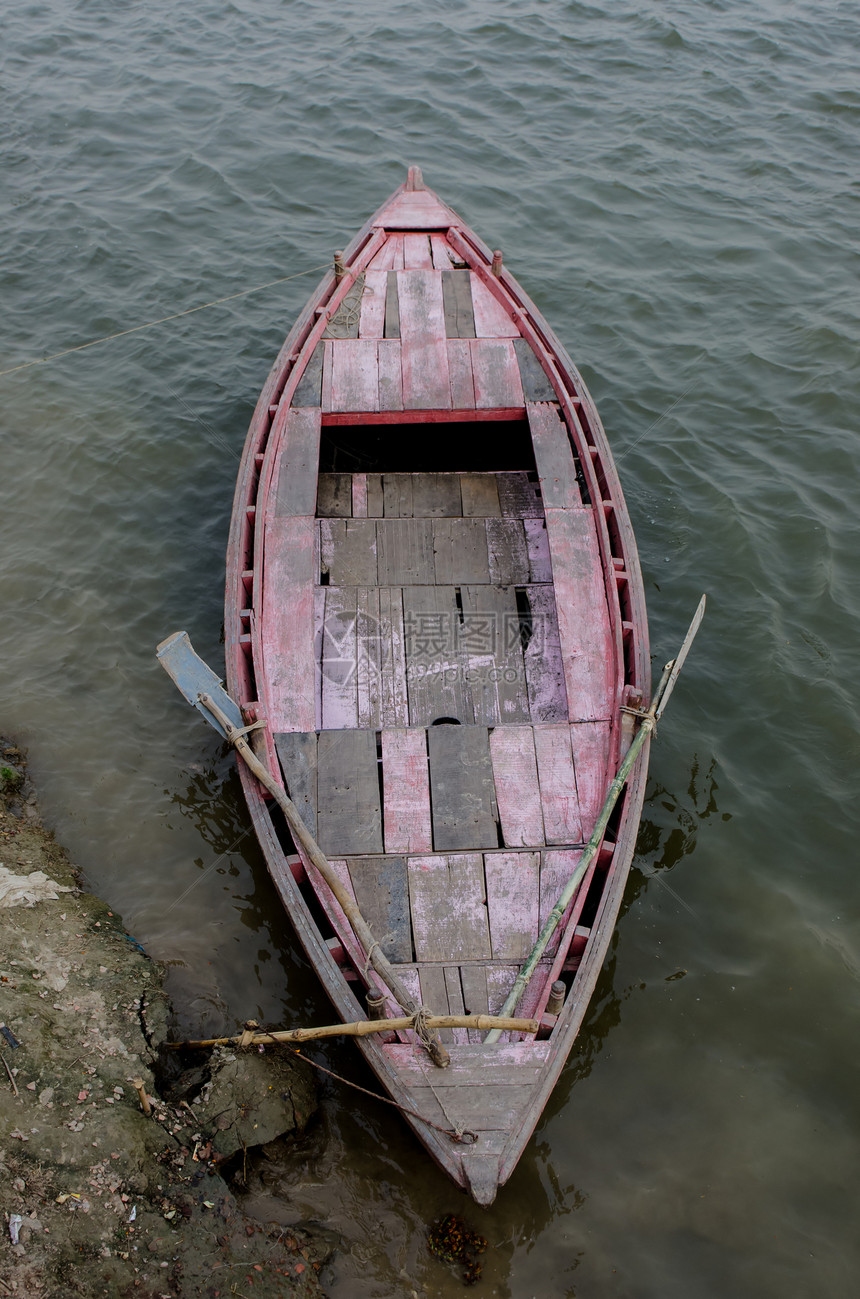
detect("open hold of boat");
top-left (181, 168), bottom-right (651, 1205)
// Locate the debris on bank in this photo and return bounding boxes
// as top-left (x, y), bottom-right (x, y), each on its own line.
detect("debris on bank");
top-left (0, 738), bottom-right (329, 1297)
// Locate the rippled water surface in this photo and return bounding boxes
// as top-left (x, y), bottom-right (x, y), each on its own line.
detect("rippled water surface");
top-left (3, 2), bottom-right (859, 1294)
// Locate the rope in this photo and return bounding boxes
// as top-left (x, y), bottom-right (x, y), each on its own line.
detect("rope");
top-left (0, 262), bottom-right (331, 378)
top-left (263, 1035), bottom-right (478, 1145)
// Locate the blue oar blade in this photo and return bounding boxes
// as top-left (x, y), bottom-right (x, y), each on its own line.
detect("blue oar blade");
top-left (156, 631), bottom-right (244, 739)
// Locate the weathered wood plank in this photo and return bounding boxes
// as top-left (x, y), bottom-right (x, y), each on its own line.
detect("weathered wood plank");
top-left (443, 966), bottom-right (470, 1045)
top-left (397, 270), bottom-right (451, 410)
top-left (513, 337), bottom-right (557, 401)
top-left (319, 518), bottom-right (378, 586)
top-left (290, 341), bottom-right (324, 407)
top-left (316, 473), bottom-right (352, 518)
top-left (485, 852), bottom-right (541, 959)
top-left (471, 339), bottom-right (525, 409)
top-left (383, 270), bottom-right (400, 339)
top-left (366, 472), bottom-right (385, 517)
top-left (528, 401), bottom-right (580, 508)
top-left (352, 472), bottom-right (368, 518)
top-left (382, 472), bottom-right (413, 518)
top-left (447, 339), bottom-right (476, 409)
top-left (359, 271), bottom-right (388, 338)
top-left (274, 731), bottom-right (318, 839)
top-left (427, 726), bottom-right (498, 851)
top-left (522, 584), bottom-right (569, 722)
top-left (430, 234), bottom-right (456, 271)
top-left (403, 586), bottom-right (470, 726)
top-left (380, 191), bottom-right (457, 229)
top-left (524, 516), bottom-right (553, 582)
top-left (540, 849), bottom-right (585, 956)
top-left (272, 407), bottom-right (321, 517)
top-left (460, 474), bottom-right (501, 518)
top-left (313, 587), bottom-right (325, 729)
top-left (533, 723), bottom-right (584, 845)
top-left (497, 471), bottom-right (544, 518)
top-left (377, 339), bottom-right (403, 410)
top-left (347, 856), bottom-right (412, 964)
top-left (460, 585), bottom-right (530, 725)
top-left (383, 1039), bottom-right (550, 1080)
top-left (416, 965), bottom-right (455, 1041)
top-left (261, 515), bottom-right (317, 732)
top-left (381, 728), bottom-right (432, 853)
top-left (320, 340), bottom-right (333, 412)
top-left (385, 1080), bottom-right (537, 1133)
top-left (432, 519), bottom-right (490, 584)
top-left (329, 339), bottom-right (380, 413)
top-left (568, 720), bottom-right (612, 838)
top-left (544, 506), bottom-right (614, 720)
top-left (316, 729), bottom-right (383, 856)
top-left (377, 587), bottom-right (409, 727)
top-left (490, 727), bottom-right (545, 847)
top-left (459, 964), bottom-right (490, 1041)
top-left (486, 519), bottom-right (530, 584)
top-left (441, 270), bottom-right (476, 339)
top-left (407, 853), bottom-right (492, 960)
top-left (470, 274), bottom-right (518, 337)
top-left (411, 473), bottom-right (462, 517)
top-left (367, 235), bottom-right (401, 272)
top-left (403, 232), bottom-right (434, 269)
top-left (355, 586), bottom-right (381, 729)
top-left (319, 586), bottom-right (357, 730)
top-left (377, 518), bottom-right (435, 585)
top-left (304, 854), bottom-right (364, 969)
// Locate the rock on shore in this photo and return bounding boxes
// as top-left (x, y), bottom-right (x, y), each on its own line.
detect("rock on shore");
top-left (0, 741), bottom-right (329, 1297)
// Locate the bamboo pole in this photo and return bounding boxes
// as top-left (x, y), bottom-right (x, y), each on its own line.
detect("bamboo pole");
top-left (197, 693), bottom-right (452, 1068)
top-left (166, 1013), bottom-right (540, 1051)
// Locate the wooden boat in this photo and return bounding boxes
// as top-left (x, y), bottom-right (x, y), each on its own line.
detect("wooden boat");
top-left (223, 168), bottom-right (650, 1205)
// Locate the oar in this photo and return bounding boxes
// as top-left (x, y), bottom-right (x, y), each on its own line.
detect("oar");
top-left (156, 631), bottom-right (451, 1068)
top-left (483, 595), bottom-right (706, 1044)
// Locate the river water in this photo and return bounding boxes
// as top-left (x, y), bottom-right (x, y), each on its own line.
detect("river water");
top-left (2, 2), bottom-right (858, 1295)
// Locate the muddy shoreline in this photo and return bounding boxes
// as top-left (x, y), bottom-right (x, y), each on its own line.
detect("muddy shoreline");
top-left (0, 739), bottom-right (332, 1298)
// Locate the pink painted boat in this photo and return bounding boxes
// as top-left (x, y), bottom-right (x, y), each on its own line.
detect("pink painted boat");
top-left (224, 168), bottom-right (650, 1204)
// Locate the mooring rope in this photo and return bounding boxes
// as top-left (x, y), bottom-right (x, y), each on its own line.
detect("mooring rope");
top-left (0, 262), bottom-right (332, 378)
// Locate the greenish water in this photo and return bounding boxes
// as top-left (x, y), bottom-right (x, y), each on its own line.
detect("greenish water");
top-left (2, 2), bottom-right (858, 1294)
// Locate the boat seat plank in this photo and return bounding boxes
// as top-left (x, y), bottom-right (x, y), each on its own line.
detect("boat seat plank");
top-left (347, 856), bottom-right (412, 964)
top-left (403, 586), bottom-right (470, 726)
top-left (513, 337), bottom-right (558, 402)
top-left (319, 587), bottom-right (358, 730)
top-left (471, 339), bottom-right (525, 409)
top-left (316, 729), bottom-right (383, 856)
top-left (471, 274), bottom-right (519, 338)
top-left (319, 518), bottom-right (378, 586)
top-left (403, 233), bottom-right (434, 269)
top-left (261, 515), bottom-right (317, 732)
top-left (490, 727), bottom-right (545, 847)
top-left (411, 473), bottom-right (463, 517)
top-left (329, 339), bottom-right (380, 413)
top-left (383, 1039), bottom-right (550, 1082)
top-left (397, 270), bottom-right (451, 410)
top-left (460, 584), bottom-right (530, 725)
top-left (272, 408), bottom-right (322, 517)
top-left (316, 473), bottom-right (352, 518)
top-left (352, 473), bottom-right (368, 518)
top-left (366, 473), bottom-right (385, 517)
top-left (533, 723), bottom-right (584, 845)
top-left (528, 401), bottom-right (581, 509)
top-left (544, 506), bottom-right (614, 720)
top-left (274, 731), bottom-right (318, 839)
top-left (290, 341), bottom-right (325, 407)
top-left (569, 720), bottom-right (612, 838)
top-left (447, 339), bottom-right (476, 409)
top-left (486, 519), bottom-right (530, 585)
top-left (387, 1082), bottom-right (537, 1134)
top-left (427, 726), bottom-right (498, 851)
top-left (381, 728), bottom-right (433, 853)
top-left (485, 852), bottom-right (541, 958)
top-left (432, 518), bottom-right (490, 584)
top-left (381, 191), bottom-right (457, 228)
top-left (524, 517), bottom-right (553, 582)
top-left (497, 472), bottom-right (544, 518)
top-left (382, 472), bottom-right (413, 518)
top-left (377, 519), bottom-right (435, 585)
top-left (407, 853), bottom-right (492, 961)
top-left (359, 270), bottom-right (388, 338)
top-left (377, 339), bottom-right (403, 409)
top-left (460, 473), bottom-right (501, 518)
top-left (522, 584), bottom-right (569, 723)
top-left (441, 270), bottom-right (476, 339)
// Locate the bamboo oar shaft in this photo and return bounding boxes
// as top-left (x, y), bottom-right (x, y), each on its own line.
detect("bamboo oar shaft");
top-left (167, 1013), bottom-right (540, 1050)
top-left (198, 693), bottom-right (451, 1068)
